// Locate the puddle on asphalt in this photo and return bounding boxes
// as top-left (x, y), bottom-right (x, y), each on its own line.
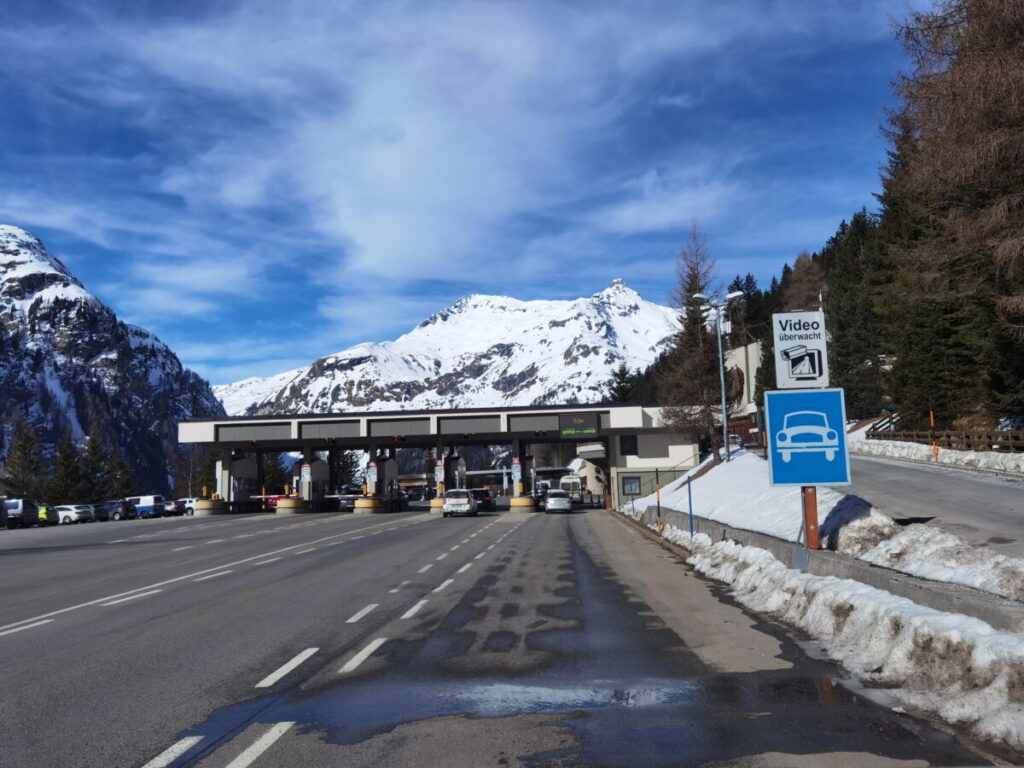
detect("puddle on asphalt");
top-left (175, 525), bottom-right (990, 767)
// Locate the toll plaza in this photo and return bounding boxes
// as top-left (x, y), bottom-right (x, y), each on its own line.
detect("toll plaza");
top-left (176, 403), bottom-right (698, 511)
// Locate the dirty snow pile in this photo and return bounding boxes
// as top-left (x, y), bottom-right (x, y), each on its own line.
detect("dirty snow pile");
top-left (622, 450), bottom-right (1024, 601)
top-left (848, 427), bottom-right (1024, 474)
top-left (660, 525), bottom-right (1024, 751)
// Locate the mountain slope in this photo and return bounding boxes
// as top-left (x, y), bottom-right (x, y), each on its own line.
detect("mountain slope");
top-left (216, 279), bottom-right (677, 416)
top-left (0, 225), bottom-right (225, 492)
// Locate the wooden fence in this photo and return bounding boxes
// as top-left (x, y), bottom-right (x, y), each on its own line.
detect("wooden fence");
top-left (866, 429), bottom-right (1024, 453)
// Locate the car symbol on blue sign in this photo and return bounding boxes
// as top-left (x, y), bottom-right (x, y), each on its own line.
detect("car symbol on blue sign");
top-left (765, 389), bottom-right (851, 486)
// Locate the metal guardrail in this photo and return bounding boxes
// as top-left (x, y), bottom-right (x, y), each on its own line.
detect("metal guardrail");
top-left (866, 429), bottom-right (1024, 453)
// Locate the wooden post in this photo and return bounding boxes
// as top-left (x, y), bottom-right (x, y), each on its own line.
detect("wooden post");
top-left (802, 486), bottom-right (820, 550)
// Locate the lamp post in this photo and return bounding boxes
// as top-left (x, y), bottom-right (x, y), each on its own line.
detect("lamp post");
top-left (693, 290), bottom-right (744, 461)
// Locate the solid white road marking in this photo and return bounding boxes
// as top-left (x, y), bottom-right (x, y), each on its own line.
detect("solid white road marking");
top-left (172, 545), bottom-right (193, 552)
top-left (204, 539), bottom-right (225, 545)
top-left (0, 619), bottom-right (53, 637)
top-left (352, 535), bottom-right (365, 540)
top-left (255, 648), bottom-right (319, 688)
top-left (140, 736), bottom-right (204, 768)
top-left (224, 722), bottom-right (294, 768)
top-left (436, 553), bottom-right (448, 561)
top-left (432, 579), bottom-right (454, 593)
top-left (346, 603), bottom-right (378, 623)
top-left (340, 637), bottom-right (388, 674)
top-left (417, 563), bottom-right (433, 573)
top-left (388, 581), bottom-right (411, 594)
top-left (457, 563), bottom-right (473, 574)
top-left (254, 557), bottom-right (282, 566)
top-left (0, 517), bottom-right (434, 634)
top-left (107, 539), bottom-right (128, 544)
top-left (194, 570), bottom-right (232, 582)
top-left (401, 599), bottom-right (428, 619)
top-left (294, 548), bottom-right (316, 554)
top-left (101, 590), bottom-right (162, 606)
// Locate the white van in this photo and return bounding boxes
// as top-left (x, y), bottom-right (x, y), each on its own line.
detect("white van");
top-left (127, 495), bottom-right (165, 519)
top-left (4, 499), bottom-right (40, 529)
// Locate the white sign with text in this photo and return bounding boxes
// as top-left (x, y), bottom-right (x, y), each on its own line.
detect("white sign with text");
top-left (772, 311), bottom-right (829, 389)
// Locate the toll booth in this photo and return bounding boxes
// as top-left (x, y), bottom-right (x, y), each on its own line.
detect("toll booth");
top-left (291, 456), bottom-right (329, 501)
top-left (230, 455), bottom-right (258, 501)
top-left (443, 452), bottom-right (467, 491)
top-left (371, 450), bottom-right (402, 510)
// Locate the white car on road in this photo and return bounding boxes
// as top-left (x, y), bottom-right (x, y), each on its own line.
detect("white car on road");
top-left (776, 411), bottom-right (840, 462)
top-left (442, 490), bottom-right (478, 518)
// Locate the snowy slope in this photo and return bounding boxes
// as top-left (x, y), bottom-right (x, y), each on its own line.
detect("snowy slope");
top-left (0, 225), bottom-right (225, 491)
top-left (215, 278), bottom-right (678, 416)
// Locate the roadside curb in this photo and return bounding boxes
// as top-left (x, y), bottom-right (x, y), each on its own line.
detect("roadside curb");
top-left (613, 507), bottom-right (1024, 634)
top-left (850, 448), bottom-right (1024, 480)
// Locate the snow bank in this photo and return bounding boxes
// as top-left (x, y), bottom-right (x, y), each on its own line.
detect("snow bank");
top-left (851, 435), bottom-right (1024, 474)
top-left (661, 524), bottom-right (1024, 751)
top-left (622, 448), bottom-right (1024, 602)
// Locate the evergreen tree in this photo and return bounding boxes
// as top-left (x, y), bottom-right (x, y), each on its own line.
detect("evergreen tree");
top-left (605, 362), bottom-right (637, 402)
top-left (329, 450), bottom-right (362, 489)
top-left (261, 452), bottom-right (290, 493)
top-left (659, 221), bottom-right (726, 455)
top-left (78, 430), bottom-right (111, 502)
top-left (48, 430), bottom-right (83, 505)
top-left (0, 421), bottom-right (47, 499)
top-left (107, 449), bottom-right (135, 499)
top-left (198, 451), bottom-right (217, 497)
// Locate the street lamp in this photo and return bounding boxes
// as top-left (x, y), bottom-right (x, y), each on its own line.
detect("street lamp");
top-left (693, 290), bottom-right (744, 461)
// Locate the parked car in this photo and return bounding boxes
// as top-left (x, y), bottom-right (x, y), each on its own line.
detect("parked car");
top-left (176, 497), bottom-right (204, 515)
top-left (543, 489), bottom-right (573, 514)
top-left (127, 495), bottom-right (165, 519)
top-left (406, 488), bottom-right (426, 501)
top-left (469, 489), bottom-right (495, 512)
top-left (163, 499), bottom-right (185, 516)
top-left (442, 489), bottom-right (478, 518)
top-left (92, 503), bottom-right (110, 522)
top-left (102, 499), bottom-right (137, 521)
top-left (3, 498), bottom-right (40, 529)
top-left (37, 502), bottom-right (59, 526)
top-left (54, 504), bottom-right (95, 524)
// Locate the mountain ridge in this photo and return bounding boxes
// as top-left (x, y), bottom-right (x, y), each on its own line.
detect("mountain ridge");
top-left (215, 278), bottom-right (678, 416)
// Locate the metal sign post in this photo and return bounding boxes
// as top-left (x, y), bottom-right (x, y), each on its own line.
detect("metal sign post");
top-left (511, 457), bottom-right (522, 496)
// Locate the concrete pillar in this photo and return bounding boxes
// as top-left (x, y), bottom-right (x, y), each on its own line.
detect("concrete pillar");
top-left (215, 448), bottom-right (232, 502)
top-left (300, 447), bottom-right (315, 501)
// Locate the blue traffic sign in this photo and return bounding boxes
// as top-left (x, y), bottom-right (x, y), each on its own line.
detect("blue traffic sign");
top-left (765, 388), bottom-right (851, 486)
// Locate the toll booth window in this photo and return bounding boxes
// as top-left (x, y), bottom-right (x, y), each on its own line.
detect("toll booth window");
top-left (620, 435), bottom-right (638, 456)
top-left (622, 477), bottom-right (641, 496)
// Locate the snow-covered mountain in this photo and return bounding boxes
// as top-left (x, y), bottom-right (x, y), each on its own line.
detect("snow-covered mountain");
top-left (215, 279), bottom-right (678, 416)
top-left (0, 225), bottom-right (225, 491)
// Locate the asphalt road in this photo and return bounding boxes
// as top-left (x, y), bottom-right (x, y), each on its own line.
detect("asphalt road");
top-left (843, 456), bottom-right (1024, 556)
top-left (0, 507), bottom-right (997, 767)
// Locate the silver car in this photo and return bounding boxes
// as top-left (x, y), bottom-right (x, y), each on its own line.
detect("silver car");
top-left (543, 489), bottom-right (573, 514)
top-left (442, 490), bottom-right (478, 518)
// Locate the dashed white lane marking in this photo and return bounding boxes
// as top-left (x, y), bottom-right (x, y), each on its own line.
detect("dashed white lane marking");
top-left (101, 589), bottom-right (162, 606)
top-left (108, 539), bottom-right (128, 544)
top-left (172, 545), bottom-right (193, 552)
top-left (224, 722), bottom-right (294, 768)
top-left (432, 579), bottom-right (454, 593)
top-left (418, 563), bottom-right (434, 573)
top-left (389, 581), bottom-right (411, 594)
top-left (340, 637), bottom-right (388, 674)
top-left (255, 648), bottom-right (319, 688)
top-left (449, 544), bottom-right (460, 551)
top-left (474, 551), bottom-right (486, 560)
top-left (140, 735), bottom-right (204, 768)
top-left (0, 619), bottom-right (53, 637)
top-left (487, 544), bottom-right (495, 550)
top-left (346, 603), bottom-right (378, 623)
top-left (461, 538), bottom-right (471, 544)
top-left (234, 534), bottom-right (255, 539)
top-left (436, 553), bottom-right (448, 561)
top-left (401, 599), bottom-right (428, 619)
top-left (194, 570), bottom-right (232, 582)
top-left (457, 563), bottom-right (473, 574)
top-left (0, 516), bottom-right (435, 634)
top-left (295, 548), bottom-right (316, 555)
top-left (205, 539), bottom-right (225, 545)
top-left (254, 557), bottom-right (282, 566)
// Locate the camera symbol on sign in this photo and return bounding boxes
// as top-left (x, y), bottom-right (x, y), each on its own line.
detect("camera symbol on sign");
top-left (780, 345), bottom-right (823, 381)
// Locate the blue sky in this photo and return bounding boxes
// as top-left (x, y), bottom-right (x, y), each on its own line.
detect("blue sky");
top-left (0, 0), bottom-right (922, 385)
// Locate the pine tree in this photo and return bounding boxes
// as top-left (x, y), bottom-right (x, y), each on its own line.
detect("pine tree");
top-left (198, 451), bottom-right (217, 497)
top-left (605, 362), bottom-right (637, 402)
top-left (107, 449), bottom-right (135, 499)
top-left (659, 221), bottom-right (725, 455)
top-left (0, 421), bottom-right (47, 499)
top-left (48, 430), bottom-right (83, 505)
top-left (261, 452), bottom-right (290, 493)
top-left (329, 450), bottom-right (362, 490)
top-left (78, 430), bottom-right (111, 502)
